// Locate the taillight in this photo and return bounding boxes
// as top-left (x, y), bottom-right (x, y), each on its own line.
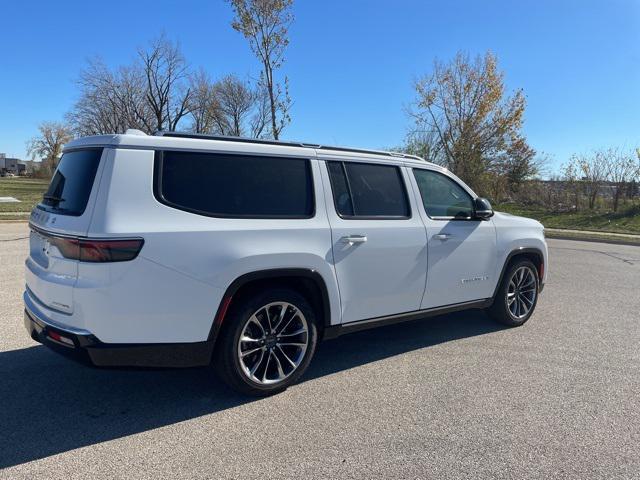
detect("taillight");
top-left (78, 238), bottom-right (144, 262)
top-left (46, 233), bottom-right (144, 262)
top-left (49, 236), bottom-right (80, 259)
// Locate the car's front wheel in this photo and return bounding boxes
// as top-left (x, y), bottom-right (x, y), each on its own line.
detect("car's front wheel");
top-left (214, 288), bottom-right (318, 396)
top-left (487, 259), bottom-right (539, 327)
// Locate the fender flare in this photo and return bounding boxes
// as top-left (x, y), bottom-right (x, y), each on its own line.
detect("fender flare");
top-left (492, 247), bottom-right (545, 299)
top-left (207, 268), bottom-right (332, 343)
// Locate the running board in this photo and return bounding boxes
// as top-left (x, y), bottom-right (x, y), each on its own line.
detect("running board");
top-left (323, 299), bottom-right (492, 340)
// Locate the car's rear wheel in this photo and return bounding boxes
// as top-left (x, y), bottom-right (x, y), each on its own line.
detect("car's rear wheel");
top-left (487, 259), bottom-right (539, 327)
top-left (214, 288), bottom-right (318, 396)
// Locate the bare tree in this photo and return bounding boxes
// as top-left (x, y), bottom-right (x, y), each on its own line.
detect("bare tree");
top-left (606, 148), bottom-right (640, 212)
top-left (402, 129), bottom-right (444, 163)
top-left (408, 51), bottom-right (532, 193)
top-left (188, 69), bottom-right (222, 134)
top-left (66, 60), bottom-right (120, 135)
top-left (188, 73), bottom-right (269, 138)
top-left (249, 86), bottom-right (271, 138)
top-left (67, 60), bottom-right (154, 135)
top-left (565, 151), bottom-right (608, 210)
top-left (562, 160), bottom-right (582, 212)
top-left (26, 122), bottom-right (73, 175)
top-left (140, 35), bottom-right (192, 132)
top-left (68, 36), bottom-right (192, 135)
top-left (214, 75), bottom-right (256, 136)
top-left (228, 0), bottom-right (293, 139)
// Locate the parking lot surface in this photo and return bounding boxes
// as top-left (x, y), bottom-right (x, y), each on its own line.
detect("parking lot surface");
top-left (0, 223), bottom-right (638, 479)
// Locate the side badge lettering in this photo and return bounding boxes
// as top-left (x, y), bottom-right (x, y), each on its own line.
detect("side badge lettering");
top-left (461, 276), bottom-right (489, 284)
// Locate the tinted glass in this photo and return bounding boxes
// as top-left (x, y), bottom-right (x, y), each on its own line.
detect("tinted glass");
top-left (413, 169), bottom-right (474, 218)
top-left (343, 162), bottom-right (409, 217)
top-left (39, 149), bottom-right (103, 216)
top-left (158, 151), bottom-right (314, 217)
top-left (326, 162), bottom-right (354, 216)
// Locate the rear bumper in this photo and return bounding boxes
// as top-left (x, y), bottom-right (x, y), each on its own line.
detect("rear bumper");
top-left (24, 298), bottom-right (213, 368)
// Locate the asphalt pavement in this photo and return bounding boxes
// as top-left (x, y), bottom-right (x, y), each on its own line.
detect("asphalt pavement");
top-left (0, 223), bottom-right (638, 479)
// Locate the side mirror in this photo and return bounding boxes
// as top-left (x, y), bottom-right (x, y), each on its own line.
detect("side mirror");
top-left (474, 197), bottom-right (494, 220)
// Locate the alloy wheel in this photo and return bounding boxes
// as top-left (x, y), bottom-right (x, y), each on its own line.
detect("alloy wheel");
top-left (506, 266), bottom-right (537, 319)
top-left (237, 301), bottom-right (309, 385)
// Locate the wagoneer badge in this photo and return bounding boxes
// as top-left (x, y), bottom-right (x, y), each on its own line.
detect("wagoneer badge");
top-left (461, 276), bottom-right (489, 284)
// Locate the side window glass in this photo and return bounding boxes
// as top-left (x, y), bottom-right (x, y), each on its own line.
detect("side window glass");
top-left (326, 161), bottom-right (354, 216)
top-left (413, 169), bottom-right (474, 219)
top-left (158, 151), bottom-right (314, 218)
top-left (344, 163), bottom-right (410, 217)
top-left (326, 161), bottom-right (410, 218)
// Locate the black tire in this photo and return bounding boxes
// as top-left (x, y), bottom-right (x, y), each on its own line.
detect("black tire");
top-left (214, 288), bottom-right (318, 396)
top-left (487, 259), bottom-right (539, 327)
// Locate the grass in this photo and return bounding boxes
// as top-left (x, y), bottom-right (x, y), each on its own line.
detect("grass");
top-left (0, 177), bottom-right (49, 217)
top-left (495, 203), bottom-right (640, 235)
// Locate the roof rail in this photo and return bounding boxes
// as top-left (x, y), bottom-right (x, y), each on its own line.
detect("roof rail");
top-left (154, 131), bottom-right (424, 162)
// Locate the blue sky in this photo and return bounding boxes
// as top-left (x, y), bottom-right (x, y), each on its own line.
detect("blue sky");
top-left (1, 0), bottom-right (638, 173)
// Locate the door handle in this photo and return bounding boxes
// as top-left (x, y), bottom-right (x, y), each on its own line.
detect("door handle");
top-left (433, 233), bottom-right (453, 241)
top-left (341, 235), bottom-right (368, 245)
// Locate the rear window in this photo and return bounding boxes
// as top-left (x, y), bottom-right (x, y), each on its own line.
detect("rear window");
top-left (155, 151), bottom-right (314, 218)
top-left (38, 149), bottom-right (103, 216)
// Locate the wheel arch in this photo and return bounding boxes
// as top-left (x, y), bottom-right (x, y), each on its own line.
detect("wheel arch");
top-left (208, 268), bottom-right (333, 346)
top-left (492, 247), bottom-right (545, 299)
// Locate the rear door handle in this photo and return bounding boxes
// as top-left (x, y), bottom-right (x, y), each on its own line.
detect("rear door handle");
top-left (341, 235), bottom-right (368, 245)
top-left (433, 233), bottom-right (453, 241)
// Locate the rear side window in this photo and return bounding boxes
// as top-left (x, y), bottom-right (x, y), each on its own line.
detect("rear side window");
top-left (39, 148), bottom-right (103, 216)
top-left (326, 162), bottom-right (354, 216)
top-left (155, 151), bottom-right (314, 218)
top-left (326, 161), bottom-right (410, 218)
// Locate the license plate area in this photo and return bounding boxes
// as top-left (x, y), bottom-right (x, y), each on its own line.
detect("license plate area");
top-left (30, 230), bottom-right (50, 269)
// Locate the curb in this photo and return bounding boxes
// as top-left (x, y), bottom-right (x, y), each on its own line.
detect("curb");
top-left (545, 231), bottom-right (640, 247)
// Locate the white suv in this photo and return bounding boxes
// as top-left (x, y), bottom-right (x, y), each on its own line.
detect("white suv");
top-left (24, 130), bottom-right (548, 395)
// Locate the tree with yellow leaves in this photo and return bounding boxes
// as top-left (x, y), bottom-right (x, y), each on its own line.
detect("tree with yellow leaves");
top-left (408, 51), bottom-right (536, 194)
top-left (26, 122), bottom-right (73, 176)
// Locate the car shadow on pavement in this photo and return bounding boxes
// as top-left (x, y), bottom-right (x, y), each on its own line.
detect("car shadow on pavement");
top-left (0, 309), bottom-right (502, 469)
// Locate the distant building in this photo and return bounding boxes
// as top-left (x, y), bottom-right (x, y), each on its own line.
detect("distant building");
top-left (0, 153), bottom-right (28, 175)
